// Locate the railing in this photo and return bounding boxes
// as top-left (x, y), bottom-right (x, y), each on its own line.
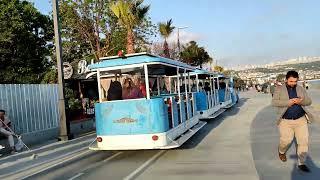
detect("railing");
top-left (225, 89), bottom-right (231, 102)
top-left (165, 92), bottom-right (197, 128)
top-left (206, 90), bottom-right (220, 109)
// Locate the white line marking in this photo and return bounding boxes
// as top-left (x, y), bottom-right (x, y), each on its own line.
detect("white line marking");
top-left (123, 150), bottom-right (166, 180)
top-left (68, 173), bottom-right (85, 180)
top-left (72, 152), bottom-right (123, 175)
top-left (20, 149), bottom-right (92, 180)
top-left (103, 152), bottom-right (123, 162)
top-left (1, 147), bottom-right (90, 179)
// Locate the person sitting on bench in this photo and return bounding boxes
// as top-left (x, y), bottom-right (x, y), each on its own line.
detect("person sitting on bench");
top-left (0, 110), bottom-right (16, 154)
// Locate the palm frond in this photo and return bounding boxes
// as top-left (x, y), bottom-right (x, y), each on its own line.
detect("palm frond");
top-left (158, 18), bottom-right (175, 38)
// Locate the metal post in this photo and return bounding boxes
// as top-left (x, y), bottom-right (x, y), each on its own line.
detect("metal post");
top-left (196, 74), bottom-right (199, 92)
top-left (177, 26), bottom-right (188, 58)
top-left (177, 28), bottom-right (180, 55)
top-left (188, 72), bottom-right (194, 117)
top-left (144, 64), bottom-right (150, 99)
top-left (212, 76), bottom-right (216, 106)
top-left (169, 77), bottom-right (172, 94)
top-left (210, 75), bottom-right (213, 108)
top-left (53, 0), bottom-right (68, 141)
top-left (188, 73), bottom-right (191, 93)
top-left (97, 69), bottom-right (102, 102)
top-left (177, 68), bottom-right (182, 123)
top-left (177, 68), bottom-right (181, 100)
top-left (216, 77), bottom-right (220, 103)
top-left (184, 70), bottom-right (190, 120)
top-left (157, 77), bottom-right (160, 96)
top-left (174, 80), bottom-right (177, 93)
top-left (226, 79), bottom-right (229, 101)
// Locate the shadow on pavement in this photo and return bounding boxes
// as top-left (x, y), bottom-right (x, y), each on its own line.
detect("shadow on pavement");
top-left (180, 97), bottom-right (249, 149)
top-left (290, 156), bottom-right (320, 180)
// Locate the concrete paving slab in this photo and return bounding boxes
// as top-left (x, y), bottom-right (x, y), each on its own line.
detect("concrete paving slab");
top-left (137, 91), bottom-right (264, 180)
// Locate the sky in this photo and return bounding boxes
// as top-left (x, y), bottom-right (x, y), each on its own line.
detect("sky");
top-left (29, 0), bottom-right (320, 68)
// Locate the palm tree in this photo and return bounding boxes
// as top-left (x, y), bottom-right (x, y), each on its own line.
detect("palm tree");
top-left (110, 0), bottom-right (150, 54)
top-left (180, 41), bottom-right (212, 67)
top-left (158, 19), bottom-right (175, 58)
top-left (214, 66), bottom-right (224, 72)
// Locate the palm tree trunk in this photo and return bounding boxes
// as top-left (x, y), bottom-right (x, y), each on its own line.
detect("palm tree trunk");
top-left (127, 30), bottom-right (135, 54)
top-left (163, 39), bottom-right (170, 58)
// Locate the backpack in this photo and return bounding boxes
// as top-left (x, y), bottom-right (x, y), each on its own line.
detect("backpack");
top-left (107, 80), bottom-right (122, 101)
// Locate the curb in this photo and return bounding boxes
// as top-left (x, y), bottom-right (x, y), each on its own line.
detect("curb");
top-left (0, 133), bottom-right (97, 179)
top-left (0, 133), bottom-right (96, 164)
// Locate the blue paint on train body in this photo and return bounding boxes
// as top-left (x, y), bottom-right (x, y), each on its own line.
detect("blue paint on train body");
top-left (95, 98), bottom-right (169, 135)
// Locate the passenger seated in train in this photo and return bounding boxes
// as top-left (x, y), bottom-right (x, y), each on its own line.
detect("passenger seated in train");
top-left (219, 79), bottom-right (226, 89)
top-left (180, 84), bottom-right (186, 92)
top-left (122, 78), bottom-right (144, 99)
top-left (161, 84), bottom-right (169, 94)
top-left (204, 82), bottom-right (211, 92)
top-left (191, 84), bottom-right (197, 92)
top-left (214, 80), bottom-right (219, 89)
top-left (198, 82), bottom-right (204, 91)
top-left (107, 80), bottom-right (122, 101)
top-left (137, 78), bottom-right (147, 97)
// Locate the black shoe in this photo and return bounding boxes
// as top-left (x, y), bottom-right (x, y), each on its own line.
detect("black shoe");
top-left (298, 165), bottom-right (311, 172)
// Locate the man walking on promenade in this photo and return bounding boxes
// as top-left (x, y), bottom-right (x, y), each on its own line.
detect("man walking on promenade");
top-left (272, 70), bottom-right (313, 172)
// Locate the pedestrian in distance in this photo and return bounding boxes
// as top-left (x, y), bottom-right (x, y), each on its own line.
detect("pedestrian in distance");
top-left (305, 81), bottom-right (309, 90)
top-left (270, 82), bottom-right (275, 97)
top-left (272, 70), bottom-right (314, 172)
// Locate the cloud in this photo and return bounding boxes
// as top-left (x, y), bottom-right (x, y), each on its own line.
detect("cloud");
top-left (166, 30), bottom-right (203, 44)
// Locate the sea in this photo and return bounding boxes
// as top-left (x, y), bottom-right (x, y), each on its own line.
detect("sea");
top-left (299, 79), bottom-right (320, 89)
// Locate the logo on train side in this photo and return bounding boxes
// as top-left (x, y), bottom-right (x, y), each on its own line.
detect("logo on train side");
top-left (113, 118), bottom-right (137, 123)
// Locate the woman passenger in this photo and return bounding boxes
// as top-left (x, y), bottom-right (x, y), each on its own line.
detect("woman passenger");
top-left (137, 78), bottom-right (147, 97)
top-left (122, 78), bottom-right (144, 99)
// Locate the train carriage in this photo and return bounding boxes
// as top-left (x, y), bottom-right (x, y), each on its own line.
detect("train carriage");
top-left (170, 69), bottom-right (226, 119)
top-left (218, 74), bottom-right (239, 109)
top-left (87, 53), bottom-right (206, 150)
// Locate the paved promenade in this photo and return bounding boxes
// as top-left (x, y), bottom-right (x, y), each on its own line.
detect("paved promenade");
top-left (2, 89), bottom-right (319, 180)
top-left (137, 89), bottom-right (320, 180)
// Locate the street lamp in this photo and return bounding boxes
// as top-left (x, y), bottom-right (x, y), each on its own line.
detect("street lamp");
top-left (177, 26), bottom-right (189, 57)
top-left (52, 0), bottom-right (68, 141)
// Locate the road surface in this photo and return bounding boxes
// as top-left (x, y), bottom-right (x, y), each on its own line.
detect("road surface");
top-left (26, 89), bottom-right (320, 180)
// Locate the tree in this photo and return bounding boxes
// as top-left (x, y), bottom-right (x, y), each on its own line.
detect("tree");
top-left (276, 74), bottom-right (286, 82)
top-left (59, 0), bottom-right (155, 63)
top-left (0, 0), bottom-right (53, 83)
top-left (179, 41), bottom-right (212, 67)
top-left (59, 0), bottom-right (114, 61)
top-left (158, 19), bottom-right (175, 58)
top-left (110, 0), bottom-right (150, 54)
top-left (150, 42), bottom-right (179, 59)
top-left (223, 70), bottom-right (232, 76)
top-left (42, 68), bottom-right (58, 84)
top-left (214, 66), bottom-right (224, 72)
